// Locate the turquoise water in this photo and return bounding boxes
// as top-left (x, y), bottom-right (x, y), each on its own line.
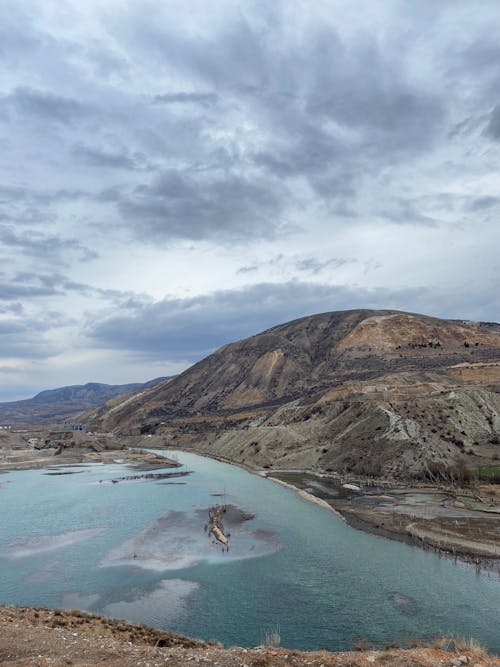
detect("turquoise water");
top-left (0, 450), bottom-right (498, 651)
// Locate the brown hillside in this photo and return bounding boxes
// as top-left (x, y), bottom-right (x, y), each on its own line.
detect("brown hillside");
top-left (84, 309), bottom-right (500, 482)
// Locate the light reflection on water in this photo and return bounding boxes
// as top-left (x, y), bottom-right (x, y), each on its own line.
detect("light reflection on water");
top-left (0, 449), bottom-right (498, 651)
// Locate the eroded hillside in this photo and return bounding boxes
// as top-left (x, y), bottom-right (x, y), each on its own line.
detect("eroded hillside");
top-left (85, 310), bottom-right (500, 480)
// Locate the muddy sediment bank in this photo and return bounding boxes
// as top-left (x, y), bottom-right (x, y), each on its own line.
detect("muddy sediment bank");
top-left (0, 433), bottom-right (180, 472)
top-left (100, 470), bottom-right (191, 484)
top-left (267, 469), bottom-right (500, 572)
top-left (2, 434), bottom-right (499, 570)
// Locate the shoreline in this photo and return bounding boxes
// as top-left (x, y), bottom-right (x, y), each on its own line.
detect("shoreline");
top-left (0, 445), bottom-right (179, 473)
top-left (150, 446), bottom-right (500, 574)
top-left (265, 474), bottom-right (346, 520)
top-left (2, 440), bottom-right (499, 573)
top-left (1, 604), bottom-right (498, 666)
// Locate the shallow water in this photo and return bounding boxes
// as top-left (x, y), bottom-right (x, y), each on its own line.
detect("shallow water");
top-left (0, 451), bottom-right (499, 651)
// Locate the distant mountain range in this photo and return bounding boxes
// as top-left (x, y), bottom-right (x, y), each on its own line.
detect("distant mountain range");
top-left (0, 378), bottom-right (167, 425)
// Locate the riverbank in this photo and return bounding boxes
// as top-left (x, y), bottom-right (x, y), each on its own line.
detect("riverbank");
top-left (0, 605), bottom-right (497, 666)
top-left (3, 434), bottom-right (500, 571)
top-left (0, 432), bottom-right (179, 472)
top-left (266, 469), bottom-right (500, 572)
top-left (142, 443), bottom-right (500, 570)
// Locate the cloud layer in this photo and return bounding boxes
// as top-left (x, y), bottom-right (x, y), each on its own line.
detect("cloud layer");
top-left (0, 0), bottom-right (499, 398)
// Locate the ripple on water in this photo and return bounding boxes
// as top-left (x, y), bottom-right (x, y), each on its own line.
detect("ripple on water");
top-left (102, 579), bottom-right (199, 627)
top-left (0, 527), bottom-right (105, 559)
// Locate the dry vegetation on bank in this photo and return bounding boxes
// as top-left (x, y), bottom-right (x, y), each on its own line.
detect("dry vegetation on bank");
top-left (0, 606), bottom-right (497, 667)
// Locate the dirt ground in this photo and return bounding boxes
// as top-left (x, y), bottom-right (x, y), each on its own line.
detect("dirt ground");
top-left (0, 430), bottom-right (178, 472)
top-left (0, 606), bottom-right (497, 667)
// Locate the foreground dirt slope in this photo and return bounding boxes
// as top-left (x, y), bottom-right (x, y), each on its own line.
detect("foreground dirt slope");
top-left (84, 309), bottom-right (500, 482)
top-left (0, 606), bottom-right (497, 667)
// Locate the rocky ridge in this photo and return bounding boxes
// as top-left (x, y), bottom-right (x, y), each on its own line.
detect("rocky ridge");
top-left (84, 310), bottom-right (500, 481)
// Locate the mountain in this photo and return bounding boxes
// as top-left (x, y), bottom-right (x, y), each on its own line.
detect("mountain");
top-left (85, 309), bottom-right (500, 479)
top-left (0, 378), bottom-right (167, 425)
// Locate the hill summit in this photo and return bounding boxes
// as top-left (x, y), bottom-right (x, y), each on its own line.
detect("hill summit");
top-left (85, 309), bottom-right (500, 480)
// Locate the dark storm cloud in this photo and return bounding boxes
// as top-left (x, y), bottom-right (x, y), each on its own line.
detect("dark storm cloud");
top-left (115, 170), bottom-right (292, 242)
top-left (88, 280), bottom-right (494, 362)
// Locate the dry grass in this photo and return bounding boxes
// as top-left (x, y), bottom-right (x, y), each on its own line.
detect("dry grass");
top-left (432, 634), bottom-right (489, 658)
top-left (261, 624), bottom-right (281, 648)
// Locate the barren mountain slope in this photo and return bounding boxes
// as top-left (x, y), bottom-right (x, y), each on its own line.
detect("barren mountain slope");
top-left (85, 309), bottom-right (500, 479)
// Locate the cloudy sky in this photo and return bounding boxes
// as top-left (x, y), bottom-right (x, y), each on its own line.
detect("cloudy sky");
top-left (1, 0), bottom-right (500, 400)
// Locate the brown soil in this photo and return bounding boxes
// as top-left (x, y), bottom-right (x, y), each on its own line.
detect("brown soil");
top-left (0, 605), bottom-right (497, 667)
top-left (0, 431), bottom-right (179, 472)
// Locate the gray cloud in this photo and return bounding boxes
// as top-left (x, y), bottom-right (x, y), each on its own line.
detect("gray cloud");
top-left (72, 143), bottom-right (150, 171)
top-left (2, 87), bottom-right (96, 126)
top-left (87, 280), bottom-right (499, 362)
top-left (376, 199), bottom-right (440, 227)
top-left (467, 195), bottom-right (500, 211)
top-left (294, 257), bottom-right (352, 274)
top-left (153, 91), bottom-right (218, 107)
top-left (0, 185), bottom-right (89, 229)
top-left (0, 226), bottom-right (98, 262)
top-left (486, 105), bottom-right (500, 139)
top-left (0, 317), bottom-right (64, 359)
top-left (103, 5), bottom-right (447, 215)
top-left (237, 255), bottom-right (353, 276)
top-left (0, 0), bottom-right (499, 398)
top-left (114, 170), bottom-right (292, 243)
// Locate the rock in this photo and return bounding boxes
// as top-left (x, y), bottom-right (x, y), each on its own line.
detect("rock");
top-left (387, 591), bottom-right (419, 616)
top-left (342, 483), bottom-right (361, 492)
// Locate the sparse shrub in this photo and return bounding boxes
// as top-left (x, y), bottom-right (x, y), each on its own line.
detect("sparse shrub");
top-left (352, 637), bottom-right (372, 651)
top-left (261, 624), bottom-right (280, 648)
top-left (139, 423), bottom-right (158, 435)
top-left (433, 634), bottom-right (488, 658)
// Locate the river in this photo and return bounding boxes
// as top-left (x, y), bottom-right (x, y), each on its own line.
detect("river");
top-left (0, 450), bottom-right (498, 651)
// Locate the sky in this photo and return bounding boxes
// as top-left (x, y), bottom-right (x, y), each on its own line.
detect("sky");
top-left (1, 0), bottom-right (500, 401)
